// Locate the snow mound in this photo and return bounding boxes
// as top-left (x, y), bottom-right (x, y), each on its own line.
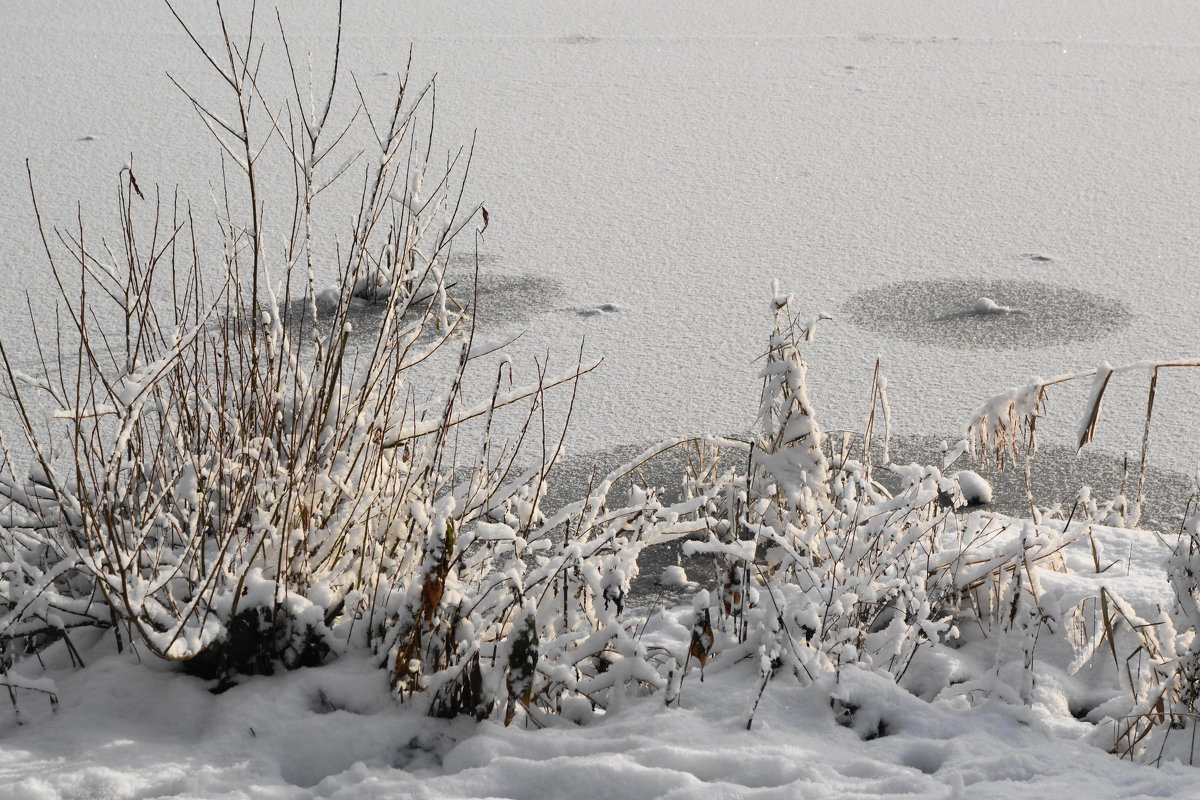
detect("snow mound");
top-left (956, 469), bottom-right (993, 504)
top-left (659, 564), bottom-right (695, 588)
top-left (973, 297), bottom-right (1014, 315)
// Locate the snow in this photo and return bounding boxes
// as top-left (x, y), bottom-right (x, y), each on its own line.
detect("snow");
top-left (955, 469), bottom-right (993, 505)
top-left (5, 0), bottom-right (1200, 473)
top-left (3, 525), bottom-right (1199, 799)
top-left (973, 297), bottom-right (1015, 316)
top-left (576, 303), bottom-right (622, 317)
top-left (659, 564), bottom-right (695, 589)
top-left (2, 1), bottom-right (1200, 797)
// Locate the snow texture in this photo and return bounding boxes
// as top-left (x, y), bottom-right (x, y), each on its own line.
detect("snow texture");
top-left (2, 522), bottom-right (1198, 800)
top-left (4, 0), bottom-right (1200, 472)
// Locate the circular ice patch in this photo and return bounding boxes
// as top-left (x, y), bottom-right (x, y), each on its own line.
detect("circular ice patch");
top-left (843, 279), bottom-right (1132, 349)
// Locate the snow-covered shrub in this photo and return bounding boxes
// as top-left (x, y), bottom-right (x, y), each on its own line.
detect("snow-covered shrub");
top-left (965, 358), bottom-right (1200, 528)
top-left (0, 4), bottom-right (724, 722)
top-left (967, 358), bottom-right (1200, 761)
top-left (0, 2), bottom-right (487, 678)
top-left (673, 285), bottom-right (1073, 714)
top-left (386, 439), bottom-right (734, 722)
top-left (1159, 509), bottom-right (1200, 761)
top-left (661, 292), bottom-right (1200, 755)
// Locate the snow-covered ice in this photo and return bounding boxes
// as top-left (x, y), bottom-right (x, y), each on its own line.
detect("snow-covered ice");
top-left (4, 0), bottom-right (1200, 472)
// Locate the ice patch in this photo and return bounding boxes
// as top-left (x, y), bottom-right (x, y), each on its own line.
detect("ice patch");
top-left (844, 279), bottom-right (1133, 349)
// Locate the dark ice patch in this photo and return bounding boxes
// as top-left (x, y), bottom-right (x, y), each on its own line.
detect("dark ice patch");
top-left (843, 279), bottom-right (1132, 349)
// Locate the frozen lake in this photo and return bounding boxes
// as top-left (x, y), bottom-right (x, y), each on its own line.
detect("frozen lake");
top-left (3, 1), bottom-right (1199, 494)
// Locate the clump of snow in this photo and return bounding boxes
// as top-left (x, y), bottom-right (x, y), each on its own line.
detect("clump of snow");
top-left (467, 337), bottom-right (508, 359)
top-left (955, 469), bottom-right (993, 504)
top-left (659, 563), bottom-right (694, 588)
top-left (973, 297), bottom-right (1015, 315)
top-left (575, 303), bottom-right (621, 317)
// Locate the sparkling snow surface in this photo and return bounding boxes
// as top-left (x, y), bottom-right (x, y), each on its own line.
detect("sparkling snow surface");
top-left (2, 2), bottom-right (1200, 797)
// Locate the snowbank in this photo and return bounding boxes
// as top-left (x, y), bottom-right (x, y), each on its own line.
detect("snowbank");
top-left (0, 521), bottom-right (1194, 800)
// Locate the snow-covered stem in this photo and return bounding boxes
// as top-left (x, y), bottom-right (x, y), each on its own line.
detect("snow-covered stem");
top-left (671, 287), bottom-right (1076, 699)
top-left (965, 358), bottom-right (1200, 528)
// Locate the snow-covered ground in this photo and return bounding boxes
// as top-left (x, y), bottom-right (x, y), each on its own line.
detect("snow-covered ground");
top-left (2, 2), bottom-right (1200, 798)
top-left (2, 522), bottom-right (1198, 799)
